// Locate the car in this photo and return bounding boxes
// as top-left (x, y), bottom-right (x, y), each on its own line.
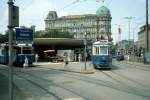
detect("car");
top-left (116, 55), bottom-right (124, 61)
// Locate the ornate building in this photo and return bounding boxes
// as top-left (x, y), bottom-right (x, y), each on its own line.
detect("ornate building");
top-left (137, 25), bottom-right (150, 51)
top-left (45, 6), bottom-right (112, 41)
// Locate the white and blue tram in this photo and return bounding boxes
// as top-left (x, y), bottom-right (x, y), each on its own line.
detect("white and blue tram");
top-left (0, 43), bottom-right (34, 66)
top-left (92, 40), bottom-right (112, 69)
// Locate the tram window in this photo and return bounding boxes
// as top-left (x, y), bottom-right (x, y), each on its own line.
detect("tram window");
top-left (100, 47), bottom-right (108, 54)
top-left (23, 49), bottom-right (31, 54)
top-left (1, 49), bottom-right (5, 55)
top-left (96, 47), bottom-right (99, 54)
top-left (15, 48), bottom-right (21, 54)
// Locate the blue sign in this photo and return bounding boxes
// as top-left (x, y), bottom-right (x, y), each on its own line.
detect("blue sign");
top-left (16, 28), bottom-right (33, 41)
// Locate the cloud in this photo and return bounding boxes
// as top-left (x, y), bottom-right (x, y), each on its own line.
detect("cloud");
top-left (0, 6), bottom-right (8, 34)
top-left (19, 0), bottom-right (52, 30)
top-left (0, 0), bottom-right (53, 33)
top-left (58, 11), bottom-right (69, 17)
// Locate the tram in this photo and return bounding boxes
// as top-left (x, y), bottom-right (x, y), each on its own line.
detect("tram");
top-left (92, 39), bottom-right (112, 69)
top-left (0, 43), bottom-right (34, 66)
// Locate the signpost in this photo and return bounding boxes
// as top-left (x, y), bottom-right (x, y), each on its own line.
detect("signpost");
top-left (8, 0), bottom-right (19, 100)
top-left (16, 28), bottom-right (33, 41)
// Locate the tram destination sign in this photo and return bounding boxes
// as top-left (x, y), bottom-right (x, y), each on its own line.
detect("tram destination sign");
top-left (16, 28), bottom-right (33, 41)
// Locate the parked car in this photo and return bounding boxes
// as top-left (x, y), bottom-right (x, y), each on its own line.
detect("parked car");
top-left (144, 52), bottom-right (150, 64)
top-left (116, 55), bottom-right (124, 61)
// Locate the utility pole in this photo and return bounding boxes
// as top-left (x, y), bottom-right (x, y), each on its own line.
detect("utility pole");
top-left (96, 17), bottom-right (100, 40)
top-left (8, 0), bottom-right (14, 100)
top-left (125, 17), bottom-right (134, 54)
top-left (8, 0), bottom-right (19, 100)
top-left (84, 32), bottom-right (87, 71)
top-left (146, 0), bottom-right (149, 51)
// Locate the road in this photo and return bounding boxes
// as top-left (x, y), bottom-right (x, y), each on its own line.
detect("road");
top-left (0, 60), bottom-right (150, 100)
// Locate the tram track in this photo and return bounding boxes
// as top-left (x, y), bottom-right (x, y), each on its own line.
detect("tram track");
top-left (113, 62), bottom-right (150, 86)
top-left (0, 67), bottom-right (90, 100)
top-left (99, 70), bottom-right (150, 99)
top-left (20, 66), bottom-right (150, 99)
top-left (112, 62), bottom-right (150, 88)
top-left (113, 61), bottom-right (150, 87)
top-left (1, 65), bottom-right (150, 99)
top-left (114, 61), bottom-right (150, 72)
top-left (111, 71), bottom-right (150, 89)
top-left (0, 68), bottom-right (62, 100)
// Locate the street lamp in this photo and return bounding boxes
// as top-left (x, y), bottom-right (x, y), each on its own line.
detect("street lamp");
top-left (124, 16), bottom-right (135, 54)
top-left (146, 0), bottom-right (149, 51)
top-left (84, 32), bottom-right (87, 71)
top-left (96, 17), bottom-right (100, 40)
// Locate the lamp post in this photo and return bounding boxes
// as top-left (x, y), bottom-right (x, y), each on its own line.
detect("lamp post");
top-left (8, 0), bottom-right (14, 100)
top-left (124, 16), bottom-right (135, 54)
top-left (132, 23), bottom-right (142, 56)
top-left (96, 17), bottom-right (100, 40)
top-left (84, 32), bottom-right (87, 71)
top-left (146, 0), bottom-right (149, 51)
top-left (8, 0), bottom-right (19, 100)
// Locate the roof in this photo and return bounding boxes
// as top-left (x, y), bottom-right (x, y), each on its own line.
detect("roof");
top-left (96, 6), bottom-right (111, 16)
top-left (93, 40), bottom-right (110, 45)
top-left (33, 38), bottom-right (84, 47)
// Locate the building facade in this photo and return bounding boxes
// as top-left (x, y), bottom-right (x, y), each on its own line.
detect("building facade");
top-left (45, 6), bottom-right (112, 41)
top-left (117, 40), bottom-right (134, 55)
top-left (138, 25), bottom-right (150, 51)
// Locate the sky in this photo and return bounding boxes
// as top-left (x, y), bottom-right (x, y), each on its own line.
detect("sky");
top-left (0, 0), bottom-right (150, 43)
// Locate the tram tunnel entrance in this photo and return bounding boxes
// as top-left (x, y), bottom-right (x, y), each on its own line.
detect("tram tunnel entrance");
top-left (33, 38), bottom-right (84, 62)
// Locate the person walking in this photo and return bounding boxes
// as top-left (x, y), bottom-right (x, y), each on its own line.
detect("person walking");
top-left (63, 52), bottom-right (68, 67)
top-left (78, 53), bottom-right (81, 62)
top-left (35, 53), bottom-right (39, 63)
top-left (23, 56), bottom-right (28, 68)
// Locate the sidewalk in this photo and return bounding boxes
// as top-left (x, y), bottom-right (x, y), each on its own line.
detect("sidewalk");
top-left (123, 55), bottom-right (150, 67)
top-left (33, 62), bottom-right (95, 74)
top-left (125, 61), bottom-right (150, 67)
top-left (0, 73), bottom-right (8, 100)
top-left (0, 65), bottom-right (28, 100)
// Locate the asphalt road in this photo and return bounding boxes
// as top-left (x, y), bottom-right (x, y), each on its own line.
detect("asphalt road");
top-left (0, 60), bottom-right (150, 100)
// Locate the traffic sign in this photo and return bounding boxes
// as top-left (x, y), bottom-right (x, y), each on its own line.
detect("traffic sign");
top-left (16, 28), bottom-right (33, 41)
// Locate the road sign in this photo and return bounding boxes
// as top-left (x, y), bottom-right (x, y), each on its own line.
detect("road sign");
top-left (16, 28), bottom-right (33, 41)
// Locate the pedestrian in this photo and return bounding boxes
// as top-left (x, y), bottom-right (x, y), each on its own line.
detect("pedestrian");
top-left (35, 53), bottom-right (39, 63)
top-left (23, 56), bottom-right (28, 68)
top-left (127, 54), bottom-right (130, 61)
top-left (78, 53), bottom-right (81, 62)
top-left (63, 52), bottom-right (68, 67)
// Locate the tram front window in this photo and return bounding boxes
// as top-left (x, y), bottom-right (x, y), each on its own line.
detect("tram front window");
top-left (100, 47), bottom-right (108, 55)
top-left (23, 49), bottom-right (31, 54)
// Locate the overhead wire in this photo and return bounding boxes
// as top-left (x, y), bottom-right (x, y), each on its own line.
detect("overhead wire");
top-left (107, 0), bottom-right (112, 6)
top-left (60, 0), bottom-right (108, 11)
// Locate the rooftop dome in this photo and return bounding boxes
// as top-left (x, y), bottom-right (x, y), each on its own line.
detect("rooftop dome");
top-left (96, 6), bottom-right (111, 16)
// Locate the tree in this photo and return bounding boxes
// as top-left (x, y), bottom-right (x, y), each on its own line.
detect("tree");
top-left (34, 30), bottom-right (45, 38)
top-left (0, 31), bottom-right (9, 43)
top-left (34, 30), bottom-right (74, 38)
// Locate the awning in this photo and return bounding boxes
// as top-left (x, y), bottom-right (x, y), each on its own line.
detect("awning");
top-left (43, 50), bottom-right (55, 53)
